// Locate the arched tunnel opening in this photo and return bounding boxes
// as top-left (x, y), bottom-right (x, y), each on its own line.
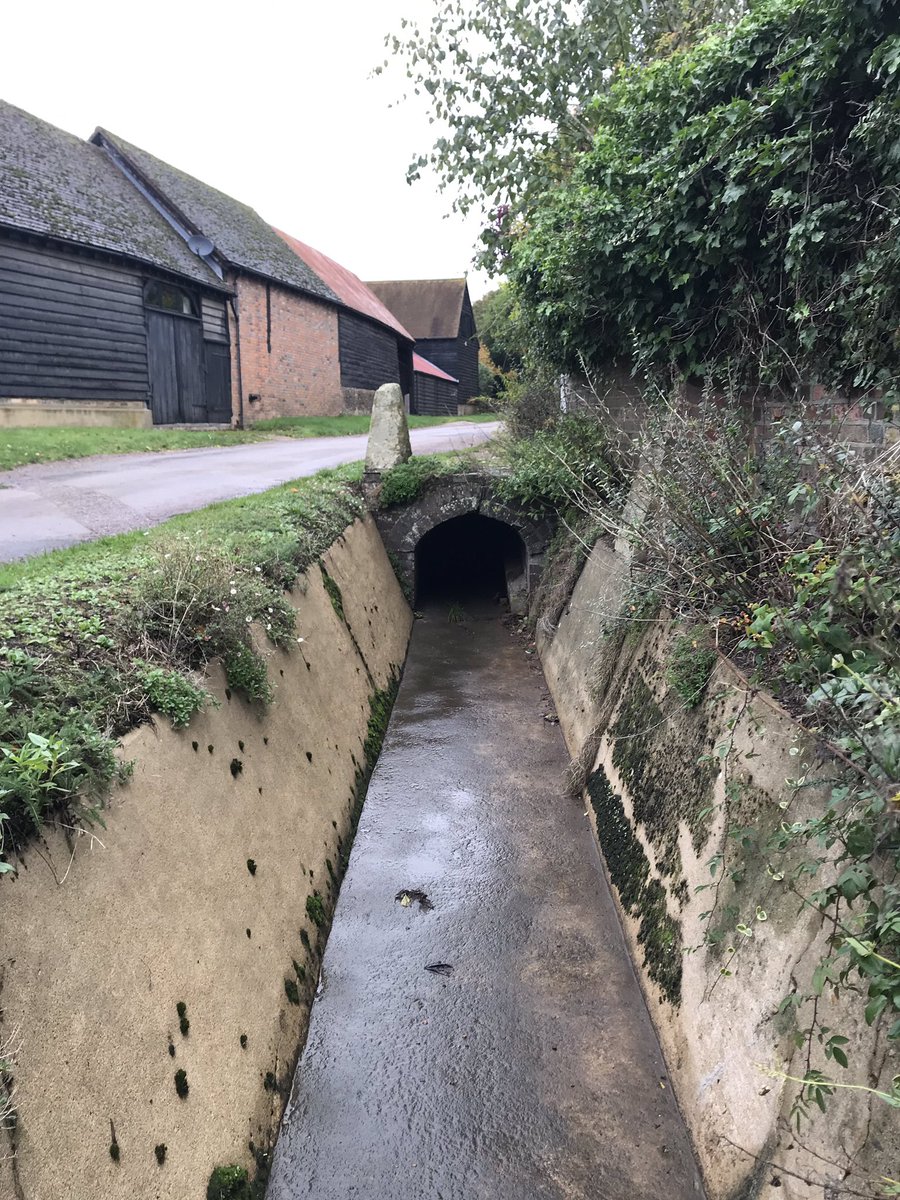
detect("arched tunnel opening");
top-left (414, 512), bottom-right (527, 611)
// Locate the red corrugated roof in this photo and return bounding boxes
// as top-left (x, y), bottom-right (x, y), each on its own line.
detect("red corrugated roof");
top-left (413, 352), bottom-right (458, 383)
top-left (275, 229), bottom-right (414, 343)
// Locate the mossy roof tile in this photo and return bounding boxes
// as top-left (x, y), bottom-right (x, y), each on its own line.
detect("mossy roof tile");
top-left (0, 99), bottom-right (223, 288)
top-left (94, 129), bottom-right (339, 303)
top-left (365, 279), bottom-right (468, 340)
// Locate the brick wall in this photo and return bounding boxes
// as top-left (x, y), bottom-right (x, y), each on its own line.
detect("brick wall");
top-left (753, 384), bottom-right (899, 459)
top-left (231, 275), bottom-right (343, 423)
top-left (564, 370), bottom-right (900, 460)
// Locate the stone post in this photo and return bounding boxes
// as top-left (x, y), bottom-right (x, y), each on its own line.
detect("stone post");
top-left (363, 382), bottom-right (412, 508)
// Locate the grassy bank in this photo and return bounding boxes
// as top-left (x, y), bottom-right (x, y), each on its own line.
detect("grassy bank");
top-left (0, 463), bottom-right (366, 867)
top-left (0, 413), bottom-right (497, 472)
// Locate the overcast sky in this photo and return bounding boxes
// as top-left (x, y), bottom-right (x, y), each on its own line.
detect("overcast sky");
top-left (3, 0), bottom-right (494, 299)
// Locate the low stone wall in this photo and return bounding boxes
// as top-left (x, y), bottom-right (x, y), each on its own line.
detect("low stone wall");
top-left (341, 386), bottom-right (376, 414)
top-left (0, 397), bottom-right (153, 428)
top-left (539, 536), bottom-right (900, 1199)
top-left (563, 369), bottom-right (900, 461)
top-left (0, 515), bottom-right (412, 1200)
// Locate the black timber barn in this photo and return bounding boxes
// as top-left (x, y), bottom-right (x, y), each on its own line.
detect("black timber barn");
top-left (412, 352), bottom-right (458, 416)
top-left (276, 230), bottom-right (415, 407)
top-left (365, 278), bottom-right (479, 409)
top-left (0, 100), bottom-right (233, 426)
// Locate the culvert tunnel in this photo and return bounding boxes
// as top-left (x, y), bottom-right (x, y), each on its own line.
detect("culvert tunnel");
top-left (414, 512), bottom-right (527, 610)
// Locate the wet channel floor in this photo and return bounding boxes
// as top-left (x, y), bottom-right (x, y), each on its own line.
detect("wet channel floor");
top-left (267, 606), bottom-right (703, 1200)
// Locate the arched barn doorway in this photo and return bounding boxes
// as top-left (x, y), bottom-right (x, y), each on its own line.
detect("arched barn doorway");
top-left (415, 513), bottom-right (527, 611)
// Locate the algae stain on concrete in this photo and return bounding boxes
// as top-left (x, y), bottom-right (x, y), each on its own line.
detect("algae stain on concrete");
top-left (586, 766), bottom-right (683, 1005)
top-left (610, 665), bottom-right (718, 894)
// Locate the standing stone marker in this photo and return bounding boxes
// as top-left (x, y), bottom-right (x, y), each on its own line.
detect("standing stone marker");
top-left (365, 383), bottom-right (412, 472)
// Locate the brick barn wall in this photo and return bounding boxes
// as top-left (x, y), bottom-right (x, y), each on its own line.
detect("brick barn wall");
top-left (232, 275), bottom-right (342, 422)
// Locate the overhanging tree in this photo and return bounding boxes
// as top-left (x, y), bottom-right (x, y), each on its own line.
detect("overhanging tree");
top-left (379, 0), bottom-right (744, 263)
top-left (507, 0), bottom-right (900, 396)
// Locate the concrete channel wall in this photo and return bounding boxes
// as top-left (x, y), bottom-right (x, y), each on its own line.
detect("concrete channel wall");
top-left (0, 515), bottom-right (412, 1200)
top-left (538, 533), bottom-right (900, 1198)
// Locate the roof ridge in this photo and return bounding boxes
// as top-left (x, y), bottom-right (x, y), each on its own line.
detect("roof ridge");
top-left (91, 128), bottom-right (339, 303)
top-left (0, 100), bottom-right (223, 288)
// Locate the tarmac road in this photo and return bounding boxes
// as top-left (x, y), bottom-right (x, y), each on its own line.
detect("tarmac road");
top-left (0, 421), bottom-right (500, 561)
top-left (266, 603), bottom-right (704, 1200)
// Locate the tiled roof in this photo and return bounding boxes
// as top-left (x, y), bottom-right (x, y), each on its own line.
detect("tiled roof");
top-left (365, 278), bottom-right (467, 340)
top-left (276, 229), bottom-right (414, 343)
top-left (92, 129), bottom-right (339, 303)
top-left (413, 352), bottom-right (458, 383)
top-left (0, 99), bottom-right (223, 287)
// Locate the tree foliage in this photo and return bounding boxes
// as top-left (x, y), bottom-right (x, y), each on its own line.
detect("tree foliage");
top-left (473, 285), bottom-right (527, 377)
top-left (380, 0), bottom-right (742, 254)
top-left (509, 0), bottom-right (900, 395)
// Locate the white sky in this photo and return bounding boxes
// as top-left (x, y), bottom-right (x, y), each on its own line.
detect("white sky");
top-left (2, 0), bottom-right (493, 299)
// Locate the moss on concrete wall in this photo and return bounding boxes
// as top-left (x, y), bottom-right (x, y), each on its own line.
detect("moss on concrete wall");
top-left (586, 765), bottom-right (682, 1005)
top-left (540, 529), bottom-right (900, 1200)
top-left (610, 660), bottom-right (717, 896)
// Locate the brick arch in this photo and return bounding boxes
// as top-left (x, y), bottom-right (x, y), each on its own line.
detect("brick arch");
top-left (372, 475), bottom-right (556, 609)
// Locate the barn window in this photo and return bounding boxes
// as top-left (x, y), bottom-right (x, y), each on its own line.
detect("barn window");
top-left (144, 280), bottom-right (199, 317)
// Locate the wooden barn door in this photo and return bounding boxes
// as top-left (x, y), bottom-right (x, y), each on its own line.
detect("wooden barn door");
top-left (144, 281), bottom-right (208, 424)
top-left (203, 341), bottom-right (232, 422)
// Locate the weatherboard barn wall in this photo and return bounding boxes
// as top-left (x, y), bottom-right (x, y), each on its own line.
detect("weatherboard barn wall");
top-left (0, 515), bottom-right (412, 1200)
top-left (539, 533), bottom-right (900, 1199)
top-left (0, 234), bottom-right (150, 409)
top-left (413, 372), bottom-right (457, 416)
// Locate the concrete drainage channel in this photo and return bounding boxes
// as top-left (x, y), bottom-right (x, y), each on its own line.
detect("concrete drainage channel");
top-left (0, 505), bottom-right (706, 1200)
top-left (264, 570), bottom-right (704, 1197)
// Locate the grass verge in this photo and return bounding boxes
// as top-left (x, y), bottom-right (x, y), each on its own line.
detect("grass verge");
top-left (0, 413), bottom-right (497, 472)
top-left (0, 463), bottom-right (365, 867)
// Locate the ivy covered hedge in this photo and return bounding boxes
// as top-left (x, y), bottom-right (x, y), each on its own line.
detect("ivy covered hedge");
top-left (509, 0), bottom-right (900, 395)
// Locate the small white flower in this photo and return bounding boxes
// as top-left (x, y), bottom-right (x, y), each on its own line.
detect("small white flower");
top-left (297, 637), bottom-right (305, 644)
top-left (245, 615), bottom-right (253, 623)
top-left (254, 566), bottom-right (262, 573)
top-left (266, 622), bottom-right (271, 630)
top-left (267, 607), bottom-right (273, 613)
top-left (230, 587), bottom-right (237, 596)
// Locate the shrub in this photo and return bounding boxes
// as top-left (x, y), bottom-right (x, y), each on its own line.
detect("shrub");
top-left (305, 892), bottom-right (326, 928)
top-left (665, 633), bottom-right (716, 708)
top-left (497, 414), bottom-right (625, 516)
top-left (207, 1164), bottom-right (250, 1200)
top-left (140, 667), bottom-right (208, 727)
top-left (320, 567), bottom-right (345, 623)
top-left (467, 396), bottom-right (497, 414)
top-left (223, 644), bottom-right (272, 705)
top-left (496, 369), bottom-right (561, 437)
top-left (510, 0), bottom-right (900, 397)
top-left (378, 455), bottom-right (445, 508)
